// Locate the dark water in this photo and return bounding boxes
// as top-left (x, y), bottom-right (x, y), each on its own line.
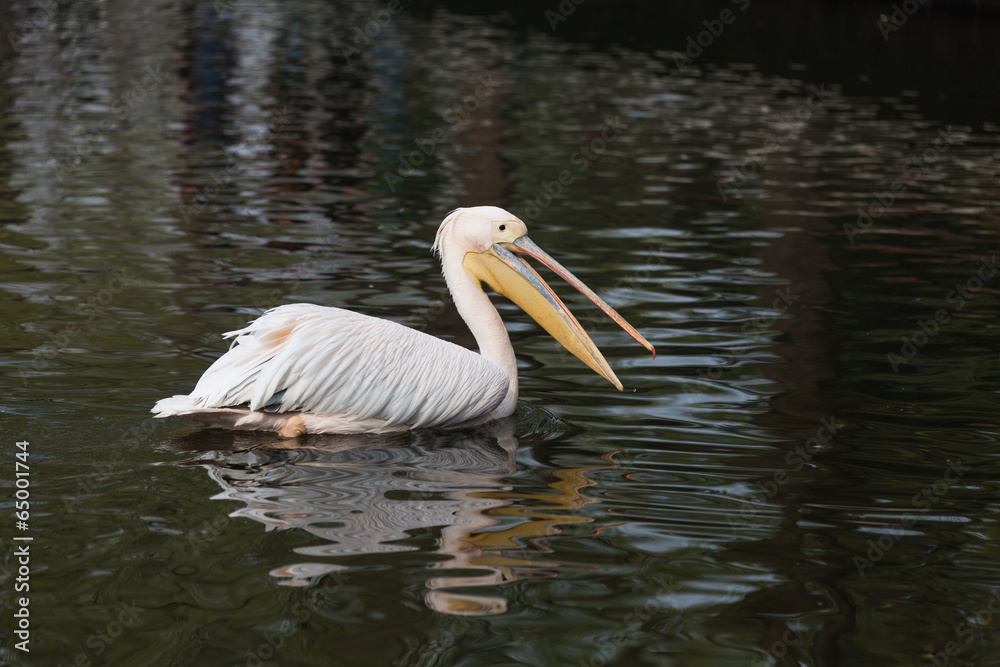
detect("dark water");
top-left (2, 0), bottom-right (1000, 665)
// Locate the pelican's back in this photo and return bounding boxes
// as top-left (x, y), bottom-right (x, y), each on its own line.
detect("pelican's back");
top-left (153, 304), bottom-right (509, 434)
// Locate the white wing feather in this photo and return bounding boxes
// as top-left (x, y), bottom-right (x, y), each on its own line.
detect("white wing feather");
top-left (184, 304), bottom-right (509, 429)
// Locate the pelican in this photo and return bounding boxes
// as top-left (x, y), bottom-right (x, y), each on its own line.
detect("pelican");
top-left (153, 206), bottom-right (654, 436)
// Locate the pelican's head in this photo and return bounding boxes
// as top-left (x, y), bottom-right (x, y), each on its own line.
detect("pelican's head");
top-left (434, 206), bottom-right (654, 391)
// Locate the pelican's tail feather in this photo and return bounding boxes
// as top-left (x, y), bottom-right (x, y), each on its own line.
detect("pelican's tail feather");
top-left (151, 394), bottom-right (210, 417)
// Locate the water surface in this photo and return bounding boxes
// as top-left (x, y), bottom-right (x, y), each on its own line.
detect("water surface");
top-left (2, 1), bottom-right (1000, 665)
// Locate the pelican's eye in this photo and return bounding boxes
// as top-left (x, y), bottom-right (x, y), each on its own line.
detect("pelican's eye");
top-left (498, 224), bottom-right (506, 231)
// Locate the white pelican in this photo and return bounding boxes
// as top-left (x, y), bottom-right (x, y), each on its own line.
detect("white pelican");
top-left (153, 206), bottom-right (654, 436)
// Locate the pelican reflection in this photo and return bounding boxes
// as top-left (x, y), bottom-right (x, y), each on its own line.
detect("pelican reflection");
top-left (175, 407), bottom-right (609, 615)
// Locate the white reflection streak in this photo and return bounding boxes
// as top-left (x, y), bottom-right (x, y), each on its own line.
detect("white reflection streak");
top-left (228, 0), bottom-right (281, 161)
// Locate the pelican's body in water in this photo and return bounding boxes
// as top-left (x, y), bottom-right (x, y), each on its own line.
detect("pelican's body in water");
top-left (153, 206), bottom-right (654, 436)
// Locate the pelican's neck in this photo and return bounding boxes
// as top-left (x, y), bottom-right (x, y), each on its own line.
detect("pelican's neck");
top-left (440, 249), bottom-right (518, 418)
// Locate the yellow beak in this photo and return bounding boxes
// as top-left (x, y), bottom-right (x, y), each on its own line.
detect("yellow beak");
top-left (463, 237), bottom-right (655, 390)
